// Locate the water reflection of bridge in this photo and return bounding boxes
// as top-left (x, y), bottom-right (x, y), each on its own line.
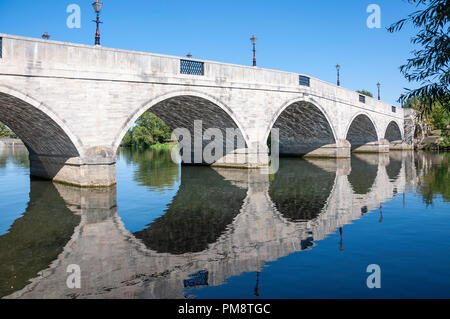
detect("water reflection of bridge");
top-left (4, 151), bottom-right (420, 299)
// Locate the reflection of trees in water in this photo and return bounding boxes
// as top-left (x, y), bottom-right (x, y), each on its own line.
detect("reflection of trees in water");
top-left (269, 158), bottom-right (335, 222)
top-left (120, 148), bottom-right (179, 191)
top-left (347, 156), bottom-right (378, 195)
top-left (416, 152), bottom-right (450, 205)
top-left (0, 147), bottom-right (29, 169)
top-left (134, 167), bottom-right (246, 254)
top-left (0, 180), bottom-right (80, 297)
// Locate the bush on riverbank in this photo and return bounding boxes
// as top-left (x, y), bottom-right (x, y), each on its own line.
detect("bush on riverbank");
top-left (120, 111), bottom-right (172, 149)
top-left (0, 122), bottom-right (17, 139)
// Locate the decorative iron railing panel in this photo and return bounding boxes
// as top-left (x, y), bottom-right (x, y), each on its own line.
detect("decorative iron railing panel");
top-left (180, 59), bottom-right (204, 75)
top-left (0, 38), bottom-right (3, 59)
top-left (299, 75), bottom-right (310, 87)
top-left (359, 95), bottom-right (366, 103)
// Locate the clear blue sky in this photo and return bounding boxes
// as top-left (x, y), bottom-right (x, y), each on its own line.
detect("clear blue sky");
top-left (0, 0), bottom-right (420, 105)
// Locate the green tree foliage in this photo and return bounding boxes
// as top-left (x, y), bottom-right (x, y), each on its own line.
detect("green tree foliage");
top-left (121, 112), bottom-right (171, 148)
top-left (0, 122), bottom-right (17, 138)
top-left (405, 96), bottom-right (450, 130)
top-left (356, 90), bottom-right (374, 98)
top-left (388, 0), bottom-right (449, 115)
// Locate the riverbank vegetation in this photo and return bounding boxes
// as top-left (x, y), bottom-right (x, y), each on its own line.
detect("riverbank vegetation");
top-left (0, 122), bottom-right (17, 139)
top-left (388, 0), bottom-right (449, 149)
top-left (120, 111), bottom-right (173, 149)
top-left (405, 97), bottom-right (450, 148)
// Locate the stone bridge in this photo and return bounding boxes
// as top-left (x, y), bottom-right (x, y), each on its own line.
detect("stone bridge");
top-left (2, 151), bottom-right (419, 299)
top-left (0, 34), bottom-right (412, 186)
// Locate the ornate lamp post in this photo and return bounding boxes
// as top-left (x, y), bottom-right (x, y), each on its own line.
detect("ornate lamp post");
top-left (336, 64), bottom-right (341, 86)
top-left (377, 82), bottom-right (381, 100)
top-left (250, 35), bottom-right (258, 67)
top-left (92, 0), bottom-right (103, 46)
top-left (41, 32), bottom-right (50, 40)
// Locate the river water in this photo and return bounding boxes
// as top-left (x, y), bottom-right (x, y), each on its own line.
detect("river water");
top-left (0, 146), bottom-right (449, 299)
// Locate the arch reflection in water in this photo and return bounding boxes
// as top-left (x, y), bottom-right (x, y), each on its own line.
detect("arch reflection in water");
top-left (5, 150), bottom-right (417, 299)
top-left (269, 158), bottom-right (337, 222)
top-left (0, 180), bottom-right (80, 298)
top-left (347, 154), bottom-right (380, 195)
top-left (134, 166), bottom-right (247, 254)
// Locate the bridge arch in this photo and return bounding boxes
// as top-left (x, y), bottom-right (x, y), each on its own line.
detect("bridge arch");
top-left (345, 112), bottom-right (379, 150)
top-left (265, 97), bottom-right (337, 156)
top-left (112, 90), bottom-right (250, 157)
top-left (0, 86), bottom-right (83, 157)
top-left (384, 121), bottom-right (403, 142)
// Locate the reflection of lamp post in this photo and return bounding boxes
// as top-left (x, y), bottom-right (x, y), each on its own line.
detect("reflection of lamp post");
top-left (250, 35), bottom-right (258, 67)
top-left (254, 272), bottom-right (260, 297)
top-left (339, 227), bottom-right (344, 252)
top-left (377, 82), bottom-right (381, 100)
top-left (379, 204), bottom-right (383, 223)
top-left (42, 32), bottom-right (50, 40)
top-left (336, 64), bottom-right (341, 86)
top-left (92, 0), bottom-right (103, 46)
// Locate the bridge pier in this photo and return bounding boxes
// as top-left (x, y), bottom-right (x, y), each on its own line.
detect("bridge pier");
top-left (302, 140), bottom-right (351, 158)
top-left (388, 141), bottom-right (414, 150)
top-left (351, 139), bottom-right (390, 153)
top-left (211, 147), bottom-right (269, 169)
top-left (280, 139), bottom-right (351, 158)
top-left (29, 148), bottom-right (117, 187)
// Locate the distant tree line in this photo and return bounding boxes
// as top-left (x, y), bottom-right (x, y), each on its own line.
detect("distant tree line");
top-left (356, 90), bottom-right (373, 98)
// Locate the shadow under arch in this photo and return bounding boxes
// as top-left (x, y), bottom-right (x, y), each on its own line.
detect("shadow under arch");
top-left (0, 180), bottom-right (80, 298)
top-left (0, 87), bottom-right (82, 157)
top-left (266, 98), bottom-right (337, 156)
top-left (269, 158), bottom-right (336, 221)
top-left (347, 155), bottom-right (379, 195)
top-left (0, 87), bottom-right (83, 181)
top-left (133, 166), bottom-right (247, 254)
top-left (384, 121), bottom-right (403, 142)
top-left (112, 91), bottom-right (249, 162)
top-left (346, 113), bottom-right (379, 150)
